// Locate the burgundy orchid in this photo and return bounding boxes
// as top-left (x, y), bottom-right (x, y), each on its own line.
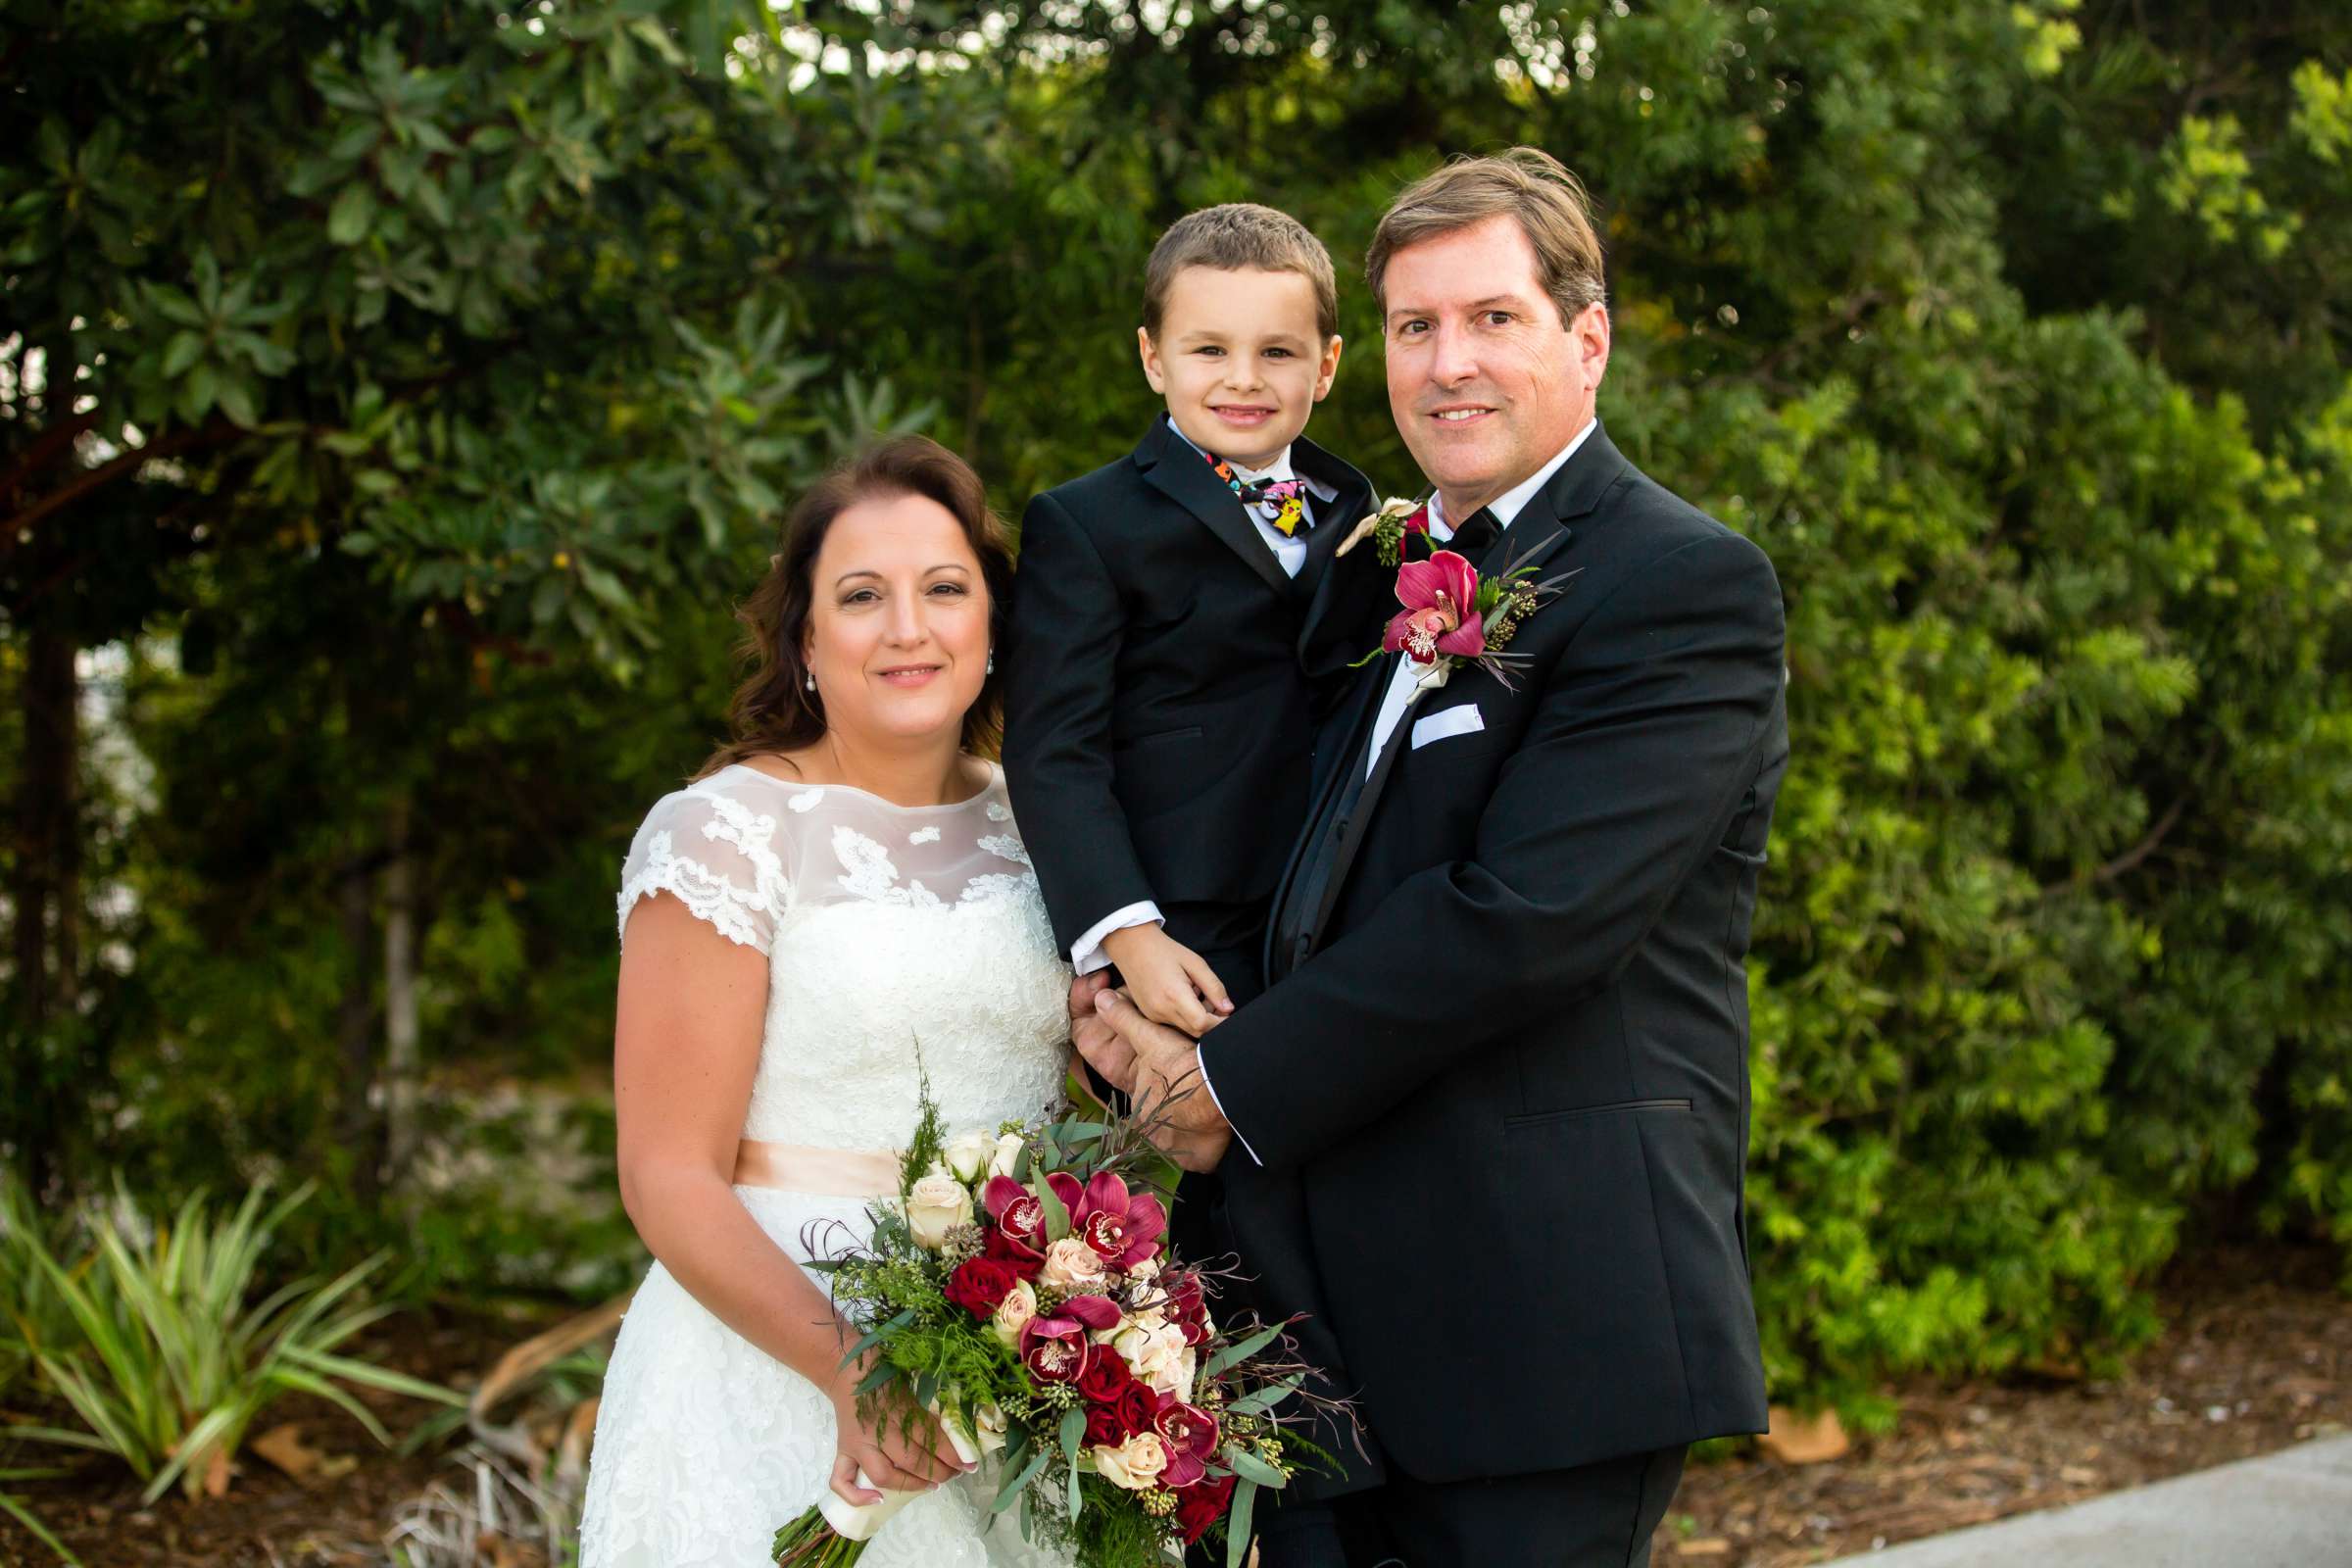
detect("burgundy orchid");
top-left (1058, 1293), bottom-right (1123, 1332)
top-left (983, 1174), bottom-right (1038, 1229)
top-left (1382, 550), bottom-right (1486, 665)
top-left (1159, 1269), bottom-right (1211, 1348)
top-left (1072, 1172), bottom-right (1168, 1270)
top-left (982, 1174), bottom-right (1047, 1264)
top-left (1019, 1314), bottom-right (1092, 1385)
top-left (1152, 1401), bottom-right (1222, 1490)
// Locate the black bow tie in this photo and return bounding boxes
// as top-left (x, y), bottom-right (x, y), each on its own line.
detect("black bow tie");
top-left (1443, 507), bottom-right (1501, 560)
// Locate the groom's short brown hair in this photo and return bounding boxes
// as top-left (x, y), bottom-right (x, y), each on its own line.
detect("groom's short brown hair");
top-left (1366, 148), bottom-right (1606, 328)
top-left (1142, 204), bottom-right (1342, 343)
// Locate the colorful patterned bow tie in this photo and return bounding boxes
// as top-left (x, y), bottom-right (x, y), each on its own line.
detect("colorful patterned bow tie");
top-left (1207, 452), bottom-right (1311, 537)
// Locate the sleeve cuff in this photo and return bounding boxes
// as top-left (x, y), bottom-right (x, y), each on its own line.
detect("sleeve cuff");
top-left (1070, 901), bottom-right (1163, 975)
top-left (1196, 1046), bottom-right (1262, 1167)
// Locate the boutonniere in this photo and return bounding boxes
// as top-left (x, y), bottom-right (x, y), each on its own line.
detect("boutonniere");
top-left (1335, 495), bottom-right (1433, 566)
top-left (1352, 547), bottom-right (1578, 691)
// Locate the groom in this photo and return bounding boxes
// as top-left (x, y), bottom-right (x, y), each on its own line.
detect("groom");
top-left (1074, 148), bottom-right (1789, 1566)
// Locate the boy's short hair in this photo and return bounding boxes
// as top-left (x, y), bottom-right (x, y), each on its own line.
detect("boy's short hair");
top-left (1365, 147), bottom-right (1606, 328)
top-left (1142, 204), bottom-right (1341, 343)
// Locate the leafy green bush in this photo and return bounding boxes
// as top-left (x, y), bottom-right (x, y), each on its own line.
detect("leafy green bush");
top-left (9, 1183), bottom-right (463, 1501)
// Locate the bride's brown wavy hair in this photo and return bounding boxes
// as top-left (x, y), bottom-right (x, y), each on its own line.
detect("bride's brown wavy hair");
top-left (695, 436), bottom-right (1014, 781)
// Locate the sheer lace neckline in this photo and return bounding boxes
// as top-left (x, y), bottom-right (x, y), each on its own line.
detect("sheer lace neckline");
top-left (713, 760), bottom-right (1003, 814)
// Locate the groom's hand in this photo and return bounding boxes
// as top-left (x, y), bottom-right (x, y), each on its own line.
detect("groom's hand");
top-left (1076, 989), bottom-right (1233, 1172)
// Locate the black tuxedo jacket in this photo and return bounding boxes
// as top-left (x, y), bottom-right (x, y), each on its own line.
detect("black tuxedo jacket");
top-left (1203, 424), bottom-right (1788, 1485)
top-left (1002, 416), bottom-right (1385, 960)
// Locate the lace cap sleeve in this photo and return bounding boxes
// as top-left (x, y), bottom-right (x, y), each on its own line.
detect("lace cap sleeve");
top-left (617, 780), bottom-right (789, 952)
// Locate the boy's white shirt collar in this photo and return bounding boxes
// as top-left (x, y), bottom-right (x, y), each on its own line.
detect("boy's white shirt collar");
top-left (1426, 417), bottom-right (1597, 538)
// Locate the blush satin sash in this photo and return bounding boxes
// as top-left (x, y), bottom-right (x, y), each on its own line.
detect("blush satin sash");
top-left (730, 1139), bottom-right (902, 1199)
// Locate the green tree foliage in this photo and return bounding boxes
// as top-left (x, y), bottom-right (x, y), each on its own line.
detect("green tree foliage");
top-left (0, 0), bottom-right (936, 1278)
top-left (3, 0), bottom-right (2346, 1409)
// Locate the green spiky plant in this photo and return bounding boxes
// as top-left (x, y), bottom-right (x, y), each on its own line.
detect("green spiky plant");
top-left (8, 1182), bottom-right (464, 1502)
top-left (4, 1178), bottom-right (98, 1562)
top-left (0, 1172), bottom-right (76, 1404)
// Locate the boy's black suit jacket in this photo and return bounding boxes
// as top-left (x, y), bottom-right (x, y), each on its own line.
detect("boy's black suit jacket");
top-left (1204, 424), bottom-right (1788, 1488)
top-left (1002, 415), bottom-right (1384, 959)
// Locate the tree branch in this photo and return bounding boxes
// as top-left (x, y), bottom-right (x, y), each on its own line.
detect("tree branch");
top-left (0, 410), bottom-right (103, 510)
top-left (2039, 763), bottom-right (2207, 898)
top-left (1, 417), bottom-right (241, 552)
top-left (2088, 789), bottom-right (2190, 885)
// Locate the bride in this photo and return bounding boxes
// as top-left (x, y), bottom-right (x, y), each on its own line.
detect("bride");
top-left (577, 437), bottom-right (1076, 1567)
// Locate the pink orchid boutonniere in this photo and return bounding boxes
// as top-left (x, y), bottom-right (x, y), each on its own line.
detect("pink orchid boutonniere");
top-left (1357, 547), bottom-right (1576, 691)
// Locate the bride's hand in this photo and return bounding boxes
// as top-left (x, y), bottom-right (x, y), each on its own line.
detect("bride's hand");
top-left (826, 1361), bottom-right (971, 1505)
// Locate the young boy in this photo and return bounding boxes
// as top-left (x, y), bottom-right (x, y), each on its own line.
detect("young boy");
top-left (1002, 203), bottom-right (1391, 1029)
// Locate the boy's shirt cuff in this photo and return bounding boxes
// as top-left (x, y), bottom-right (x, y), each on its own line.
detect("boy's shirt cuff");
top-left (1070, 902), bottom-right (1163, 974)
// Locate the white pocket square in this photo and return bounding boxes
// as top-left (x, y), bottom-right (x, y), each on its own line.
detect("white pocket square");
top-left (1410, 704), bottom-right (1486, 750)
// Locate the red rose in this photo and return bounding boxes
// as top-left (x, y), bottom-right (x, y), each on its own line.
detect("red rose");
top-left (945, 1256), bottom-right (1018, 1319)
top-left (1083, 1403), bottom-right (1128, 1447)
top-left (1075, 1347), bottom-right (1133, 1405)
top-left (1173, 1474), bottom-right (1237, 1544)
top-left (1111, 1381), bottom-right (1162, 1438)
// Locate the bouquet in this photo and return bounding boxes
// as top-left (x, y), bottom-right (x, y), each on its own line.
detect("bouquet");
top-left (772, 1079), bottom-right (1346, 1567)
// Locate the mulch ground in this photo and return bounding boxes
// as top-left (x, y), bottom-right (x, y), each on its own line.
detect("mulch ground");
top-left (1652, 1241), bottom-right (2352, 1566)
top-left (1, 1242), bottom-right (2345, 1568)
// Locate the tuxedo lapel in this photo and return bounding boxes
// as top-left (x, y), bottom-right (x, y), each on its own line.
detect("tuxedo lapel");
top-left (1472, 423), bottom-right (1630, 580)
top-left (1264, 657), bottom-right (1391, 978)
top-left (1132, 416), bottom-right (1293, 597)
top-left (1292, 444), bottom-right (1377, 658)
top-left (1298, 674), bottom-right (1429, 961)
top-left (1478, 511), bottom-right (1578, 585)
top-left (1293, 437), bottom-right (1369, 590)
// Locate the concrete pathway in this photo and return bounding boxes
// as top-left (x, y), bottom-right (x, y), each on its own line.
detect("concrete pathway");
top-left (1819, 1432), bottom-right (2352, 1566)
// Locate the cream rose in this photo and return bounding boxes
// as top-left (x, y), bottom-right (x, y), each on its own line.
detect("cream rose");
top-left (985, 1131), bottom-right (1027, 1180)
top-left (1114, 1321), bottom-right (1198, 1402)
top-left (1091, 1432), bottom-right (1168, 1492)
top-left (942, 1129), bottom-right (998, 1184)
top-left (970, 1399), bottom-right (1009, 1457)
top-left (1038, 1236), bottom-right (1106, 1294)
top-left (905, 1166), bottom-right (974, 1250)
top-left (1122, 1256), bottom-right (1169, 1329)
top-left (991, 1280), bottom-right (1039, 1348)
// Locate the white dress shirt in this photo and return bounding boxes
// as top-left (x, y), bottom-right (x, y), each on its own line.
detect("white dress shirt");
top-left (1067, 436), bottom-right (1334, 975)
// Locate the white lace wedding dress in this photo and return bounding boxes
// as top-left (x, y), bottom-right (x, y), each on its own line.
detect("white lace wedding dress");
top-left (576, 762), bottom-right (1077, 1568)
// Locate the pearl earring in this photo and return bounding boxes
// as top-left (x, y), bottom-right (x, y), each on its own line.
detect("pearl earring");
top-left (805, 669), bottom-right (815, 691)
top-left (986, 650), bottom-right (995, 676)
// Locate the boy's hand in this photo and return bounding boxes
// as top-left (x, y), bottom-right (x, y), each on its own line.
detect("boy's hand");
top-left (1101, 924), bottom-right (1233, 1037)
